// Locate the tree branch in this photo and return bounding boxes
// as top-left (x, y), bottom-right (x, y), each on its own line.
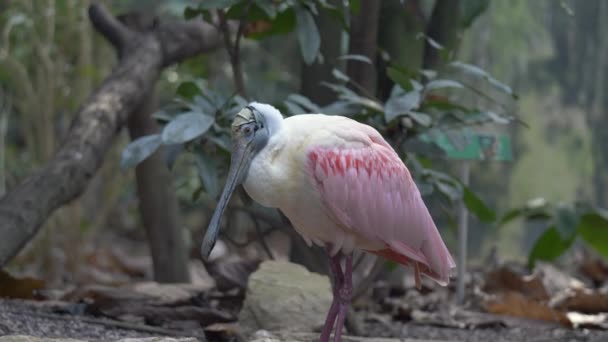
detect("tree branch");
top-left (88, 3), bottom-right (134, 52)
top-left (0, 2), bottom-right (221, 266)
top-left (217, 3), bottom-right (250, 98)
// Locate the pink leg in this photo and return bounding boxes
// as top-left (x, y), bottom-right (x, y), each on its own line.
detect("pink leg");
top-left (320, 246), bottom-right (344, 342)
top-left (320, 298), bottom-right (339, 342)
top-left (333, 254), bottom-right (352, 342)
top-left (319, 247), bottom-right (353, 342)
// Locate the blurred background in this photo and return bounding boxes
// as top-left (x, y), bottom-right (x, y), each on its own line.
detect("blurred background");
top-left (0, 0), bottom-right (604, 293)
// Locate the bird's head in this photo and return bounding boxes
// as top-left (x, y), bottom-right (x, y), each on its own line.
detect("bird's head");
top-left (200, 102), bottom-right (283, 258)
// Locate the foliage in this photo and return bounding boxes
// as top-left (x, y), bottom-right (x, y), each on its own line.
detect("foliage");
top-left (121, 0), bottom-right (518, 235)
top-left (119, 0), bottom-right (608, 277)
top-left (497, 198), bottom-right (608, 268)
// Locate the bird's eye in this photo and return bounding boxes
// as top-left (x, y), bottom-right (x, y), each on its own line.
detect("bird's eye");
top-left (243, 125), bottom-right (253, 135)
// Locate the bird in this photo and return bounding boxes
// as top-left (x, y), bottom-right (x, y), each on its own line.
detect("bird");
top-left (201, 102), bottom-right (455, 342)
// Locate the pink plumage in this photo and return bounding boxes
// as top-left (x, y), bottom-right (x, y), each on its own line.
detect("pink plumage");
top-left (306, 122), bottom-right (455, 287)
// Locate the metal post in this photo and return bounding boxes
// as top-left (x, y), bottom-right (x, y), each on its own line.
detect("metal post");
top-left (456, 161), bottom-right (470, 305)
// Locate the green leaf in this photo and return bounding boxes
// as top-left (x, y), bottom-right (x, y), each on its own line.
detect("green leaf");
top-left (121, 135), bottom-right (162, 169)
top-left (384, 88), bottom-right (422, 122)
top-left (207, 135), bottom-right (231, 152)
top-left (463, 186), bottom-right (496, 223)
top-left (295, 6), bottom-right (320, 65)
top-left (528, 226), bottom-right (575, 268)
top-left (407, 111), bottom-right (432, 127)
top-left (420, 97), bottom-right (470, 112)
top-left (153, 110), bottom-right (174, 122)
top-left (578, 212), bottom-right (608, 259)
top-left (337, 54), bottom-right (372, 64)
top-left (196, 153), bottom-right (220, 198)
top-left (416, 32), bottom-right (444, 50)
top-left (164, 144), bottom-right (183, 170)
top-left (255, 0), bottom-right (277, 19)
top-left (449, 61), bottom-right (518, 99)
top-left (435, 180), bottom-right (461, 201)
top-left (191, 185), bottom-right (204, 203)
top-left (332, 68), bottom-right (350, 82)
top-left (198, 0), bottom-right (241, 10)
top-left (460, 0), bottom-right (490, 28)
top-left (244, 8), bottom-right (297, 40)
top-left (499, 208), bottom-right (525, 225)
top-left (554, 204), bottom-right (579, 240)
top-left (286, 94), bottom-right (321, 113)
top-left (341, 94), bottom-right (383, 112)
top-left (176, 81), bottom-right (201, 100)
top-left (425, 79), bottom-right (464, 91)
top-left (420, 69), bottom-right (437, 80)
top-left (161, 112), bottom-right (215, 144)
top-left (184, 6), bottom-right (204, 20)
top-left (487, 111), bottom-right (511, 125)
top-left (387, 67), bottom-right (415, 92)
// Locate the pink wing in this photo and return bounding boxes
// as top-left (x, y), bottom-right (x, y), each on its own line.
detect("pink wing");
top-left (306, 125), bottom-right (455, 286)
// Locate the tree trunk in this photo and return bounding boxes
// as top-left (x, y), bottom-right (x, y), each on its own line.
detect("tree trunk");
top-left (127, 88), bottom-right (190, 283)
top-left (423, 0), bottom-right (461, 70)
top-left (0, 3), bottom-right (221, 267)
top-left (300, 0), bottom-right (344, 106)
top-left (591, 0), bottom-right (608, 207)
top-left (346, 0), bottom-right (381, 96)
top-left (120, 9), bottom-right (191, 283)
top-left (377, 0), bottom-right (426, 101)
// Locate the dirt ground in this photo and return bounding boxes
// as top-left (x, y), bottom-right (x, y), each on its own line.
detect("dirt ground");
top-left (2, 299), bottom-right (608, 342)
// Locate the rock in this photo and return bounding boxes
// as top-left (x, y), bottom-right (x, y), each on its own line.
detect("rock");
top-left (238, 261), bottom-right (333, 337)
top-left (0, 336), bottom-right (198, 342)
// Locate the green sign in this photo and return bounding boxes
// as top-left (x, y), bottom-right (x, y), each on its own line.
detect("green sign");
top-left (420, 129), bottom-right (512, 161)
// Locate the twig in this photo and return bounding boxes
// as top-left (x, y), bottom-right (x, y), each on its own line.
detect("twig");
top-left (252, 215), bottom-right (275, 259)
top-left (217, 1), bottom-right (252, 98)
top-left (219, 220), bottom-right (278, 249)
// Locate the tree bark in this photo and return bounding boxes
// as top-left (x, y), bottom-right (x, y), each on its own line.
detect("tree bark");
top-left (0, 2), bottom-right (221, 267)
top-left (591, 0), bottom-right (608, 207)
top-left (423, 0), bottom-right (461, 70)
top-left (346, 0), bottom-right (381, 96)
top-left (121, 9), bottom-right (190, 283)
top-left (128, 88), bottom-right (190, 283)
top-left (377, 0), bottom-right (426, 101)
top-left (300, 0), bottom-right (344, 106)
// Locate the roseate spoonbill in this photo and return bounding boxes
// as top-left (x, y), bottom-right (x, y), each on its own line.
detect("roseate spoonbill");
top-left (201, 102), bottom-right (455, 341)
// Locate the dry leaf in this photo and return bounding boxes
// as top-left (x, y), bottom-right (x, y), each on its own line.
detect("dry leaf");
top-left (580, 258), bottom-right (608, 285)
top-left (552, 288), bottom-right (608, 314)
top-left (483, 292), bottom-right (571, 327)
top-left (204, 322), bottom-right (242, 341)
top-left (244, 21), bottom-right (273, 37)
top-left (62, 282), bottom-right (234, 326)
top-left (0, 269), bottom-right (45, 299)
top-left (483, 265), bottom-right (549, 301)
